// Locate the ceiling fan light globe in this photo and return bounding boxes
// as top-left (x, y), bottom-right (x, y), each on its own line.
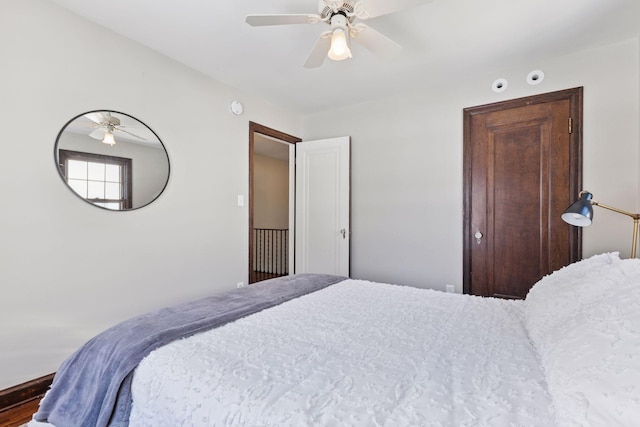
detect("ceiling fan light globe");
top-left (328, 29), bottom-right (351, 61)
top-left (102, 131), bottom-right (116, 146)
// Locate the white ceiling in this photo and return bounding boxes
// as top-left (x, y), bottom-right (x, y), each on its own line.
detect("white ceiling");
top-left (47, 0), bottom-right (640, 115)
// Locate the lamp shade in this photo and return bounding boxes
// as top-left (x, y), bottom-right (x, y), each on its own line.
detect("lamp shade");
top-left (561, 191), bottom-right (594, 226)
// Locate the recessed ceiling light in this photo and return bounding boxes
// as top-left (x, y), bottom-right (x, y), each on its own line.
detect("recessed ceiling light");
top-left (492, 78), bottom-right (508, 93)
top-left (527, 70), bottom-right (545, 85)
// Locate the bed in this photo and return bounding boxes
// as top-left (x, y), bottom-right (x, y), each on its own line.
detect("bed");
top-left (30, 252), bottom-right (640, 426)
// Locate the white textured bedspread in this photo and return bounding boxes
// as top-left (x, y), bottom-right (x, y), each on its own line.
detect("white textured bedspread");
top-left (130, 280), bottom-right (556, 426)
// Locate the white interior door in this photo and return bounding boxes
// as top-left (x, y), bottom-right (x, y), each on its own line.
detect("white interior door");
top-left (295, 136), bottom-right (350, 276)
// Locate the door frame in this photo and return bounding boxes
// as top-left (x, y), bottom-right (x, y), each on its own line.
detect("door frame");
top-left (462, 87), bottom-right (583, 295)
top-left (249, 122), bottom-right (301, 284)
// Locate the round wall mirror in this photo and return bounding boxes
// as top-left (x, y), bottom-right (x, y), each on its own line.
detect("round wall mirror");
top-left (55, 110), bottom-right (170, 211)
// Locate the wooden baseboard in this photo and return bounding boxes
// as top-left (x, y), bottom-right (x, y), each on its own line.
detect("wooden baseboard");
top-left (0, 374), bottom-right (54, 427)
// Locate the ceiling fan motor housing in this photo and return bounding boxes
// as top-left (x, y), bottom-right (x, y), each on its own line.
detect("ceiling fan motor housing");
top-left (320, 0), bottom-right (356, 23)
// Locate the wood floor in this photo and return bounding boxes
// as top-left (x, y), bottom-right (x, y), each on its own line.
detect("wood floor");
top-left (0, 374), bottom-right (53, 427)
top-left (0, 397), bottom-right (40, 426)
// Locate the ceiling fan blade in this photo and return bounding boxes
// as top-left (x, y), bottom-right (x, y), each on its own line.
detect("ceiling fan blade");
top-left (303, 33), bottom-right (332, 68)
top-left (116, 127), bottom-right (148, 141)
top-left (85, 112), bottom-right (107, 125)
top-left (246, 14), bottom-right (322, 26)
top-left (89, 127), bottom-right (106, 140)
top-left (351, 24), bottom-right (402, 60)
top-left (354, 0), bottom-right (432, 19)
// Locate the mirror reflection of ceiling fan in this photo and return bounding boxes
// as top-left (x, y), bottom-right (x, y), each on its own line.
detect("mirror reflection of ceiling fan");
top-left (246, 0), bottom-right (430, 68)
top-left (85, 112), bottom-right (147, 146)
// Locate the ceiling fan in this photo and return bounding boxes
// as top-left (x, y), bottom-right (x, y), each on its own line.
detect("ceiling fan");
top-left (85, 112), bottom-right (147, 146)
top-left (246, 0), bottom-right (430, 68)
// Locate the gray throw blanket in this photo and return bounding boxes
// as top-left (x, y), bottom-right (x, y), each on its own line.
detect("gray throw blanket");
top-left (34, 274), bottom-right (347, 427)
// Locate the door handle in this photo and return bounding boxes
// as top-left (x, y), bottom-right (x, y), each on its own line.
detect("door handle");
top-left (340, 228), bottom-right (347, 239)
top-left (474, 231), bottom-right (483, 244)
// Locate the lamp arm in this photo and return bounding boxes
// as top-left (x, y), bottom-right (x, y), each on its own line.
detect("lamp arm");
top-left (592, 201), bottom-right (640, 220)
top-left (592, 201), bottom-right (640, 258)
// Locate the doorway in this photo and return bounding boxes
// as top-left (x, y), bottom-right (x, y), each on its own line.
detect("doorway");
top-left (249, 122), bottom-right (300, 284)
top-left (463, 88), bottom-right (583, 298)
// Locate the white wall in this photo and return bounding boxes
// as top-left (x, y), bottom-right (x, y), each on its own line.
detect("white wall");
top-left (303, 37), bottom-right (640, 291)
top-left (0, 0), bottom-right (301, 389)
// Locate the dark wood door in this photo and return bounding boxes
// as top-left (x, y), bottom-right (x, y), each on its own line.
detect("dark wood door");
top-left (463, 88), bottom-right (583, 298)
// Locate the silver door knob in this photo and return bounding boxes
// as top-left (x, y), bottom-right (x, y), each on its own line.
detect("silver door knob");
top-left (474, 231), bottom-right (483, 244)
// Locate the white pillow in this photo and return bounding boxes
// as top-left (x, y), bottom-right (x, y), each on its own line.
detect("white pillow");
top-left (524, 252), bottom-right (621, 358)
top-left (525, 254), bottom-right (640, 426)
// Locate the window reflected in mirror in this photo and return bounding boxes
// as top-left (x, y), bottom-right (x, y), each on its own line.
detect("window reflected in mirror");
top-left (55, 111), bottom-right (169, 211)
top-left (59, 150), bottom-right (132, 210)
